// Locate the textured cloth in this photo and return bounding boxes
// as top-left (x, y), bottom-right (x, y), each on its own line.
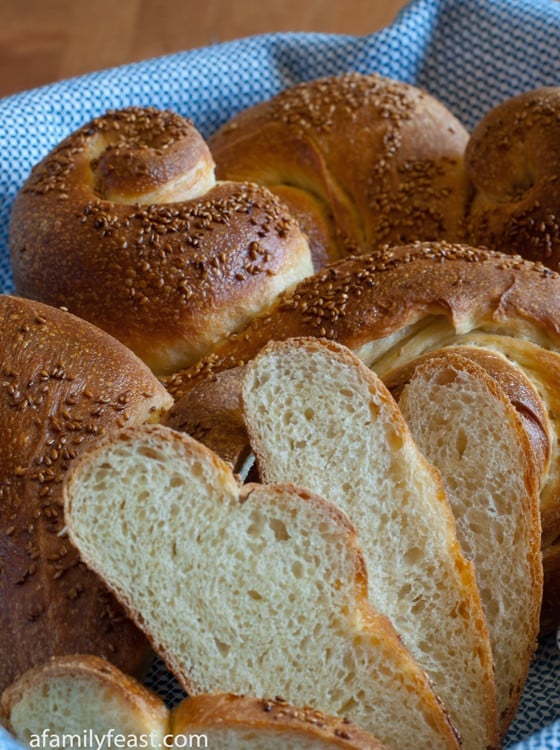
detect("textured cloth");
top-left (1, 0), bottom-right (560, 747)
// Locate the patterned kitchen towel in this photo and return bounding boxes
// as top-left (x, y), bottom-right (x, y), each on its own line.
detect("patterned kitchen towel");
top-left (0, 0), bottom-right (560, 747)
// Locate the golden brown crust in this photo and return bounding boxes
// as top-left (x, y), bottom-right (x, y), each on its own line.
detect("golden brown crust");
top-left (9, 107), bottom-right (313, 375)
top-left (172, 693), bottom-right (388, 748)
top-left (0, 294), bottom-right (173, 693)
top-left (209, 73), bottom-right (470, 268)
top-left (162, 366), bottom-right (252, 475)
top-left (0, 654), bottom-right (169, 734)
top-left (466, 87), bottom-right (560, 271)
top-left (163, 242), bottom-right (560, 399)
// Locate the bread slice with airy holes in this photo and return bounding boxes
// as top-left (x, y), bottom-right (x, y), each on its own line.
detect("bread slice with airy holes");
top-left (384, 348), bottom-right (543, 735)
top-left (63, 423), bottom-right (462, 750)
top-left (0, 655), bottom-right (169, 745)
top-left (241, 337), bottom-right (498, 750)
top-left (1, 656), bottom-right (387, 750)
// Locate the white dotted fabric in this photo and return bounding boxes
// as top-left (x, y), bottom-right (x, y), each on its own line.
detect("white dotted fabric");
top-left (1, 0), bottom-right (560, 747)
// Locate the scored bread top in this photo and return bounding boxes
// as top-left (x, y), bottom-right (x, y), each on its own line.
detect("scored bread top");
top-left (63, 423), bottom-right (462, 750)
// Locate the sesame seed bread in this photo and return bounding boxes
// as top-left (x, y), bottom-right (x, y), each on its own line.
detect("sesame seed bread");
top-left (162, 242), bottom-right (560, 537)
top-left (0, 656), bottom-right (170, 745)
top-left (62, 423), bottom-right (462, 750)
top-left (466, 87), bottom-right (560, 272)
top-left (9, 107), bottom-right (313, 375)
top-left (0, 294), bottom-right (173, 694)
top-left (384, 349), bottom-right (543, 736)
top-left (171, 694), bottom-right (388, 749)
top-left (1, 656), bottom-right (388, 750)
top-left (161, 365), bottom-right (253, 477)
top-left (241, 337), bottom-right (498, 750)
top-left (209, 73), bottom-right (470, 268)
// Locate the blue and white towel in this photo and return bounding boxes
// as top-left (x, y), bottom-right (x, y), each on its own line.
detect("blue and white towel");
top-left (0, 0), bottom-right (559, 747)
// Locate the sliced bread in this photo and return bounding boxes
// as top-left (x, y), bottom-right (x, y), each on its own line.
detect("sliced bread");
top-left (62, 423), bottom-right (462, 750)
top-left (1, 655), bottom-right (386, 750)
top-left (241, 337), bottom-right (498, 750)
top-left (384, 348), bottom-right (543, 733)
top-left (0, 655), bottom-right (169, 745)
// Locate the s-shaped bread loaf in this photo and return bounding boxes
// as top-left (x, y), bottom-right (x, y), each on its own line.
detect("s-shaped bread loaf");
top-left (9, 107), bottom-right (313, 375)
top-left (466, 87), bottom-right (560, 272)
top-left (0, 294), bottom-right (173, 694)
top-left (384, 348), bottom-right (543, 735)
top-left (242, 337), bottom-right (498, 750)
top-left (209, 73), bottom-right (470, 268)
top-left (1, 656), bottom-right (388, 750)
top-left (63, 423), bottom-right (463, 750)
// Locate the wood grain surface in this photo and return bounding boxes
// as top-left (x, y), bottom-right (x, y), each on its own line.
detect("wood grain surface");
top-left (0, 0), bottom-right (409, 98)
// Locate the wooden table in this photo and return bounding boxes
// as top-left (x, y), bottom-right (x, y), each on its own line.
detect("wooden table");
top-left (0, 0), bottom-right (409, 99)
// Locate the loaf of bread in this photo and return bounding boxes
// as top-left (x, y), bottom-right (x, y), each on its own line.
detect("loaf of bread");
top-left (466, 87), bottom-right (560, 272)
top-left (384, 348), bottom-right (543, 735)
top-left (241, 337), bottom-right (498, 750)
top-left (0, 294), bottom-right (173, 694)
top-left (164, 244), bottom-right (560, 519)
top-left (1, 655), bottom-right (388, 750)
top-left (63, 423), bottom-right (463, 750)
top-left (9, 107), bottom-right (313, 375)
top-left (209, 72), bottom-right (470, 269)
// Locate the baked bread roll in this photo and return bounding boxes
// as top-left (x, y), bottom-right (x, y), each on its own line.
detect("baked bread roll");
top-left (209, 73), bottom-right (470, 268)
top-left (1, 655), bottom-right (387, 750)
top-left (9, 107), bottom-right (313, 375)
top-left (63, 423), bottom-right (463, 750)
top-left (0, 294), bottom-right (172, 694)
top-left (466, 87), bottom-right (560, 271)
top-left (241, 337), bottom-right (498, 750)
top-left (384, 348), bottom-right (543, 735)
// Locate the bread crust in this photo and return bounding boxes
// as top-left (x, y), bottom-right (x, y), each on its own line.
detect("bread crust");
top-left (466, 87), bottom-right (560, 271)
top-left (209, 73), bottom-right (470, 268)
top-left (164, 242), bottom-right (560, 399)
top-left (172, 693), bottom-right (389, 748)
top-left (0, 294), bottom-right (172, 693)
top-left (9, 107), bottom-right (313, 375)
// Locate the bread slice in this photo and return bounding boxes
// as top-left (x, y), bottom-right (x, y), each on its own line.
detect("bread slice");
top-left (0, 655), bottom-right (169, 744)
top-left (384, 349), bottom-right (543, 734)
top-left (241, 337), bottom-right (498, 750)
top-left (1, 655), bottom-right (388, 750)
top-left (63, 423), bottom-right (462, 750)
